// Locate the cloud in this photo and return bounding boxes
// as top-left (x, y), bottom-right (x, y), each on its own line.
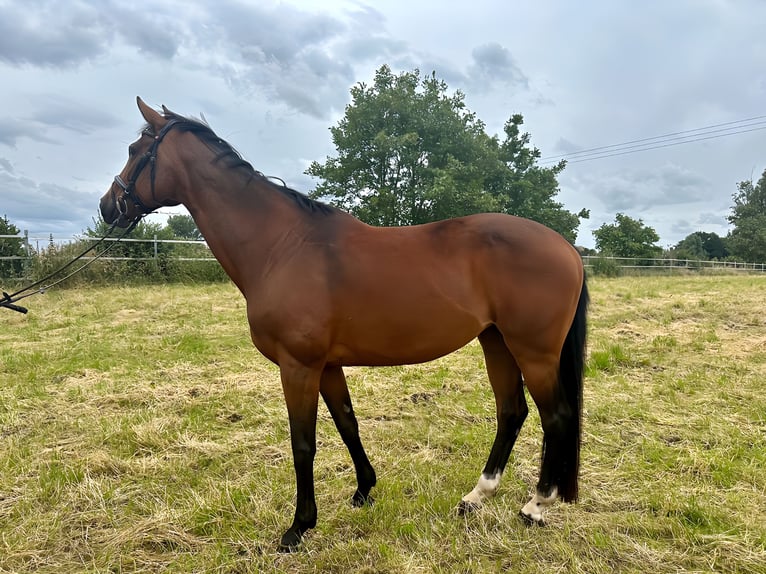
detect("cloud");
top-left (161, 1), bottom-right (365, 118)
top-left (553, 137), bottom-right (582, 155)
top-left (698, 212), bottom-right (729, 226)
top-left (0, 1), bottom-right (188, 67)
top-left (671, 219), bottom-right (695, 237)
top-left (0, 2), bottom-right (106, 67)
top-left (102, 2), bottom-right (184, 59)
top-left (576, 163), bottom-right (712, 213)
top-left (0, 96), bottom-right (121, 149)
top-left (0, 117), bottom-right (58, 147)
top-left (467, 42), bottom-right (528, 92)
top-left (0, 171), bottom-right (95, 233)
top-left (211, 1), bottom-right (345, 64)
top-left (27, 96), bottom-right (122, 135)
top-left (0, 1), bottom-right (530, 122)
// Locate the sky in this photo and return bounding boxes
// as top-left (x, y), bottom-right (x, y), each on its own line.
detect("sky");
top-left (1, 0), bottom-right (765, 250)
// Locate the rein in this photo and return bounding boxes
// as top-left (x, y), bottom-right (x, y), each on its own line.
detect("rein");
top-left (2, 119), bottom-right (183, 314)
top-left (2, 116), bottom-right (283, 315)
top-left (1, 217), bottom-right (141, 314)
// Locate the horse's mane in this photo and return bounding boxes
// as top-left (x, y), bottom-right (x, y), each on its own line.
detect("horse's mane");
top-left (146, 111), bottom-right (337, 216)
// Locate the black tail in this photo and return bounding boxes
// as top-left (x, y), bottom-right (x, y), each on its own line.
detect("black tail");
top-left (556, 274), bottom-right (589, 502)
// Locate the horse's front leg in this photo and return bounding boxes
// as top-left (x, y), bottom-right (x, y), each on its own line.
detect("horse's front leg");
top-left (278, 358), bottom-right (323, 552)
top-left (320, 365), bottom-right (376, 506)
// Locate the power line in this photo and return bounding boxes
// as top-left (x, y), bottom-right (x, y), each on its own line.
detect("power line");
top-left (560, 124), bottom-right (766, 164)
top-left (547, 120), bottom-right (766, 162)
top-left (540, 114), bottom-right (766, 165)
top-left (541, 114), bottom-right (766, 160)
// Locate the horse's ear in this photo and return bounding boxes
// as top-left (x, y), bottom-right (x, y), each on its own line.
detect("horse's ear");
top-left (136, 97), bottom-right (166, 131)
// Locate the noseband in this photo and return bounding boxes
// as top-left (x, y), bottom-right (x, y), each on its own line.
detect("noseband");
top-left (113, 118), bottom-right (181, 220)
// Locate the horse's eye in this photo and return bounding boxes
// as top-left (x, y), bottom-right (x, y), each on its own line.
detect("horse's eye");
top-left (128, 144), bottom-right (137, 158)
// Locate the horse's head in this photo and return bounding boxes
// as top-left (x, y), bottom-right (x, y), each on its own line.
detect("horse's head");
top-left (100, 97), bottom-right (183, 227)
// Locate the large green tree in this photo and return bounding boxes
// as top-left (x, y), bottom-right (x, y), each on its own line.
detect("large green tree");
top-left (727, 169), bottom-right (766, 262)
top-left (307, 65), bottom-right (587, 243)
top-left (593, 213), bottom-right (662, 260)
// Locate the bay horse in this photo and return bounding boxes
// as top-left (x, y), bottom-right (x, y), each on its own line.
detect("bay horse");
top-left (99, 97), bottom-right (589, 551)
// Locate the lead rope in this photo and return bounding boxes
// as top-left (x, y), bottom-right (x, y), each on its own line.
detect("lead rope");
top-left (1, 217), bottom-right (141, 314)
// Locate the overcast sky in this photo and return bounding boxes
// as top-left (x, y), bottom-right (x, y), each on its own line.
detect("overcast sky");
top-left (1, 0), bottom-right (765, 249)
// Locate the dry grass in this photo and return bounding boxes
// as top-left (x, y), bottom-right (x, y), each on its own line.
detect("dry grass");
top-left (1, 276), bottom-right (765, 573)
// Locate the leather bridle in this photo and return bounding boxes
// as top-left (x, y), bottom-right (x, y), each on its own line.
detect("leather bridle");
top-left (112, 118), bottom-right (181, 221)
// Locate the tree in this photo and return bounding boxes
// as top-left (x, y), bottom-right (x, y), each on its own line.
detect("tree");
top-left (697, 231), bottom-right (729, 259)
top-left (727, 169), bottom-right (766, 262)
top-left (593, 213), bottom-right (662, 260)
top-left (673, 231), bottom-right (728, 260)
top-left (673, 233), bottom-right (706, 260)
top-left (489, 115), bottom-right (589, 243)
top-left (167, 214), bottom-right (202, 240)
top-left (0, 214), bottom-right (25, 278)
top-left (307, 65), bottom-right (587, 242)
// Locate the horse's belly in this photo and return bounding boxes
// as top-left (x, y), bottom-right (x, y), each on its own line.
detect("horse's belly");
top-left (328, 310), bottom-right (487, 366)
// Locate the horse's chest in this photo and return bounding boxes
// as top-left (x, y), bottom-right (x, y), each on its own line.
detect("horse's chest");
top-left (247, 303), bottom-right (332, 366)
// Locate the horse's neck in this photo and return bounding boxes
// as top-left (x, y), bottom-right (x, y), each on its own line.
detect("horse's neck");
top-left (182, 175), bottom-right (304, 291)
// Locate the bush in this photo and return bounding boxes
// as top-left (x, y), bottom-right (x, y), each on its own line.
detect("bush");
top-left (20, 239), bottom-right (228, 288)
top-left (590, 256), bottom-right (621, 277)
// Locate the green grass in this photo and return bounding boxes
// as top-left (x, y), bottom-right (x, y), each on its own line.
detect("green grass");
top-left (1, 276), bottom-right (765, 572)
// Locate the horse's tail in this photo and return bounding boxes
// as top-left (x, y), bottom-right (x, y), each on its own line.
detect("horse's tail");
top-left (557, 274), bottom-right (589, 502)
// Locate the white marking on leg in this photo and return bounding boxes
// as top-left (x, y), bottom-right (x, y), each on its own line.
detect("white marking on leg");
top-left (521, 487), bottom-right (558, 523)
top-left (461, 472), bottom-right (502, 508)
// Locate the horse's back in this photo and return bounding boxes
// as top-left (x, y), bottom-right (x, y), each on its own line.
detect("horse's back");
top-left (344, 212), bottom-right (582, 297)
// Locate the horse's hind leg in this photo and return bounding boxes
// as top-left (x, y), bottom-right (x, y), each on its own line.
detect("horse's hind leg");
top-left (459, 326), bottom-right (527, 513)
top-left (320, 366), bottom-right (376, 506)
top-left (518, 358), bottom-right (578, 525)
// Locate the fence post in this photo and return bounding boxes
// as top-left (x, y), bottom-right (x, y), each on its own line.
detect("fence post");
top-left (154, 234), bottom-right (158, 259)
top-left (23, 229), bottom-right (31, 276)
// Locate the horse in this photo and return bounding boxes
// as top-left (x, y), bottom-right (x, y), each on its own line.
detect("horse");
top-left (99, 97), bottom-right (589, 551)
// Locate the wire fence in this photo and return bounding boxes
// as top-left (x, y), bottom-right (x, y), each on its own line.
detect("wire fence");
top-left (0, 233), bottom-right (216, 262)
top-left (581, 255), bottom-right (766, 273)
top-left (0, 232), bottom-right (224, 286)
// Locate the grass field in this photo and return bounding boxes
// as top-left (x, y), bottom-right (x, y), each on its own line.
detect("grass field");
top-left (1, 275), bottom-right (765, 573)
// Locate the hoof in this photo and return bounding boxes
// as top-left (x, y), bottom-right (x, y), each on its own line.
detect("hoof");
top-left (457, 500), bottom-right (481, 516)
top-left (278, 526), bottom-right (306, 552)
top-left (519, 510), bottom-right (546, 527)
top-left (277, 538), bottom-right (301, 553)
top-left (351, 490), bottom-right (374, 507)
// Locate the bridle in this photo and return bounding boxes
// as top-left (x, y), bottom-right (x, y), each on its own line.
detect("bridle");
top-left (112, 118), bottom-right (181, 221)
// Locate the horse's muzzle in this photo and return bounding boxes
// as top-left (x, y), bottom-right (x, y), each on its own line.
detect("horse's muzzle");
top-left (99, 191), bottom-right (132, 228)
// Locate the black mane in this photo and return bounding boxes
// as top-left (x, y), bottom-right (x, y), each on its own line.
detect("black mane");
top-left (147, 111), bottom-right (336, 216)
